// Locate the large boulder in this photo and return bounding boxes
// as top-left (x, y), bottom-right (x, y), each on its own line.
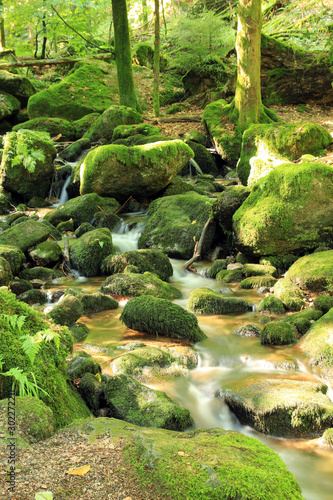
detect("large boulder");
top-left (100, 272), bottom-right (182, 300)
top-left (104, 373), bottom-right (193, 431)
top-left (213, 185), bottom-right (250, 234)
top-left (224, 379), bottom-right (333, 438)
top-left (47, 295), bottom-right (84, 326)
top-left (0, 70), bottom-right (36, 105)
top-left (300, 308), bottom-right (333, 384)
top-left (0, 219), bottom-right (51, 252)
top-left (138, 192), bottom-right (214, 259)
top-left (29, 240), bottom-right (63, 267)
top-left (102, 248), bottom-right (173, 281)
top-left (0, 91), bottom-right (21, 120)
top-left (83, 105), bottom-right (143, 142)
top-left (120, 295), bottom-right (207, 343)
top-left (237, 122), bottom-right (332, 187)
top-left (273, 278), bottom-right (306, 311)
top-left (187, 287), bottom-right (251, 314)
top-left (27, 61), bottom-right (118, 120)
top-left (0, 245), bottom-right (26, 275)
top-left (70, 228), bottom-right (115, 277)
top-left (284, 251), bottom-right (333, 294)
top-left (0, 130), bottom-right (56, 202)
top-left (233, 163), bottom-right (333, 256)
top-left (43, 193), bottom-right (120, 229)
top-left (79, 140), bottom-right (194, 201)
top-left (0, 289), bottom-right (91, 428)
top-left (0, 256), bottom-right (12, 285)
top-left (13, 117), bottom-right (77, 141)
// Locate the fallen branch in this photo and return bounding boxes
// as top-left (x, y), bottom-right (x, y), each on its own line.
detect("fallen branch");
top-left (158, 115), bottom-right (202, 123)
top-left (183, 217), bottom-right (214, 271)
top-left (0, 54), bottom-right (113, 70)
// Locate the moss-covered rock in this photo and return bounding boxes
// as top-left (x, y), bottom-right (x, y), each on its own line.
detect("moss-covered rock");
top-left (259, 254), bottom-right (298, 273)
top-left (0, 396), bottom-right (54, 443)
top-left (79, 140), bottom-right (194, 201)
top-left (0, 218), bottom-right (51, 252)
top-left (57, 219), bottom-right (74, 232)
top-left (94, 211), bottom-right (122, 231)
top-left (80, 292), bottom-right (118, 313)
top-left (67, 356), bottom-right (101, 379)
top-left (322, 428), bottom-right (333, 448)
top-left (17, 288), bottom-right (47, 305)
top-left (260, 321), bottom-right (296, 345)
top-left (47, 295), bottom-right (84, 326)
top-left (0, 244), bottom-right (25, 277)
top-left (69, 228), bottom-right (115, 277)
top-left (214, 185), bottom-right (250, 234)
top-left (161, 176), bottom-right (205, 197)
top-left (0, 70), bottom-right (36, 105)
top-left (233, 163), bottom-right (333, 256)
top-left (120, 295), bottom-right (207, 343)
top-left (74, 222), bottom-right (95, 238)
top-left (43, 193), bottom-right (120, 229)
top-left (111, 123), bottom-right (161, 142)
top-left (72, 113), bottom-right (100, 137)
top-left (19, 266), bottom-right (63, 282)
top-left (29, 240), bottom-right (63, 267)
top-left (100, 272), bottom-right (181, 300)
top-left (0, 91), bottom-right (20, 120)
top-left (27, 61), bottom-right (118, 120)
top-left (40, 219), bottom-right (62, 241)
top-left (285, 251), bottom-right (333, 294)
top-left (232, 324), bottom-right (261, 337)
top-left (300, 308), bottom-right (333, 383)
top-left (0, 255), bottom-right (12, 285)
top-left (314, 295), bottom-right (333, 314)
top-left (13, 117), bottom-right (77, 141)
top-left (83, 105), bottom-right (143, 142)
top-left (257, 295), bottom-right (285, 314)
top-left (104, 374), bottom-right (193, 431)
top-left (0, 130), bottom-right (57, 201)
top-left (78, 372), bottom-right (105, 414)
top-left (58, 137), bottom-right (91, 162)
top-left (242, 263), bottom-right (277, 278)
top-left (207, 259), bottom-right (228, 279)
top-left (10, 278), bottom-right (33, 296)
top-left (184, 140), bottom-right (218, 176)
top-left (0, 289), bottom-right (91, 428)
top-left (240, 275), bottom-right (278, 289)
top-left (273, 278), bottom-right (305, 311)
top-left (187, 287), bottom-right (251, 314)
top-left (101, 249), bottom-right (173, 281)
top-left (225, 379), bottom-right (333, 438)
top-left (237, 122), bottom-right (332, 187)
top-left (216, 268), bottom-right (243, 282)
top-left (138, 192), bottom-right (214, 259)
top-left (68, 322), bottom-right (90, 343)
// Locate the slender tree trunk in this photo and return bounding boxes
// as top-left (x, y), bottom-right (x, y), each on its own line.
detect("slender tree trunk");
top-left (234, 0), bottom-right (262, 130)
top-left (153, 0), bottom-right (160, 117)
top-left (40, 15), bottom-right (47, 59)
top-left (142, 0), bottom-right (148, 26)
top-left (0, 1), bottom-right (5, 50)
top-left (111, 0), bottom-right (139, 110)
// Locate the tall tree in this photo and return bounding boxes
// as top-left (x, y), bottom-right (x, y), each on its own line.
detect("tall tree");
top-left (0, 0), bottom-right (5, 50)
top-left (111, 0), bottom-right (139, 110)
top-left (153, 0), bottom-right (160, 117)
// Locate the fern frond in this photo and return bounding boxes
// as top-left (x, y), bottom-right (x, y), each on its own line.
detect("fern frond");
top-left (19, 335), bottom-right (42, 366)
top-left (37, 329), bottom-right (61, 350)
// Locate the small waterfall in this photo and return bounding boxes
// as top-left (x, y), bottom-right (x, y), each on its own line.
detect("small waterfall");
top-left (111, 213), bottom-right (146, 253)
top-left (53, 175), bottom-right (71, 207)
top-left (189, 158), bottom-right (204, 176)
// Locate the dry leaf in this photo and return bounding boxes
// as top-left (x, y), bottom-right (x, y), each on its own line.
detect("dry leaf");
top-left (66, 465), bottom-right (91, 476)
top-left (191, 220), bottom-right (197, 224)
top-left (178, 451), bottom-right (190, 457)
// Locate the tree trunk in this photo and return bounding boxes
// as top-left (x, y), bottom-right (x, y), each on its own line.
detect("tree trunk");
top-left (111, 0), bottom-right (139, 111)
top-left (234, 0), bottom-right (262, 130)
top-left (153, 0), bottom-right (160, 117)
top-left (142, 0), bottom-right (148, 25)
top-left (0, 0), bottom-right (4, 50)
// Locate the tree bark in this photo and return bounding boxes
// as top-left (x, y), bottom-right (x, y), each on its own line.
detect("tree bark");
top-left (0, 55), bottom-right (112, 70)
top-left (111, 0), bottom-right (139, 111)
top-left (234, 0), bottom-right (262, 130)
top-left (153, 0), bottom-right (160, 117)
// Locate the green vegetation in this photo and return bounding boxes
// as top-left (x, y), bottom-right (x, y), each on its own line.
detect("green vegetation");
top-left (100, 272), bottom-right (182, 300)
top-left (285, 251), bottom-right (333, 293)
top-left (187, 287), bottom-right (250, 315)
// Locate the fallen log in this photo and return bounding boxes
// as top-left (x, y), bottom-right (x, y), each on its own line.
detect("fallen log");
top-left (0, 54), bottom-right (113, 70)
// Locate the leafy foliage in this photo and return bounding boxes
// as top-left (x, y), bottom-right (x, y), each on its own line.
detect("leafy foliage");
top-left (11, 143), bottom-right (45, 174)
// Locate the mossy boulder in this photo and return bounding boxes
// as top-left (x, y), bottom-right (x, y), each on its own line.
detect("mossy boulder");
top-left (111, 123), bottom-right (161, 142)
top-left (101, 249), bottom-right (173, 281)
top-left (79, 140), bottom-right (194, 201)
top-left (69, 228), bottom-right (115, 277)
top-left (322, 428), bottom-right (333, 448)
top-left (273, 278), bottom-right (306, 311)
top-left (314, 295), bottom-right (333, 314)
top-left (19, 266), bottom-right (63, 282)
top-left (184, 140), bottom-right (218, 176)
top-left (78, 372), bottom-right (105, 414)
top-left (80, 292), bottom-right (118, 313)
top-left (138, 192), bottom-right (214, 259)
top-left (0, 130), bottom-right (57, 201)
top-left (0, 396), bottom-right (55, 444)
top-left (43, 193), bottom-right (120, 229)
top-left (100, 272), bottom-right (181, 300)
top-left (120, 295), bottom-right (207, 343)
top-left (83, 104), bottom-right (143, 142)
top-left (17, 288), bottom-right (47, 305)
top-left (284, 251), bottom-right (333, 294)
top-left (214, 185), bottom-right (251, 234)
top-left (260, 321), bottom-right (296, 345)
top-left (0, 244), bottom-right (25, 275)
top-left (47, 295), bottom-right (84, 326)
top-left (242, 263), bottom-right (277, 278)
top-left (0, 70), bottom-right (36, 105)
top-left (232, 324), bottom-right (261, 337)
top-left (233, 163), bottom-right (333, 256)
top-left (187, 287), bottom-right (251, 314)
top-left (162, 176), bottom-right (205, 197)
top-left (0, 91), bottom-right (20, 120)
top-left (29, 240), bottom-right (63, 267)
top-left (207, 259), bottom-right (228, 279)
top-left (13, 117), bottom-right (77, 141)
top-left (27, 61), bottom-right (118, 120)
top-left (216, 268), bottom-right (243, 282)
top-left (67, 356), bottom-right (101, 380)
top-left (0, 219), bottom-right (51, 252)
top-left (0, 255), bottom-right (12, 285)
top-left (68, 322), bottom-right (90, 343)
top-left (257, 295), bottom-right (285, 314)
top-left (240, 275), bottom-right (278, 289)
top-left (74, 222), bottom-right (95, 238)
top-left (72, 113), bottom-right (100, 137)
top-left (237, 122), bottom-right (332, 187)
top-left (104, 374), bottom-right (193, 431)
top-left (0, 289), bottom-right (91, 428)
top-left (58, 137), bottom-right (91, 162)
top-left (225, 379), bottom-right (333, 438)
top-left (132, 42), bottom-right (155, 68)
top-left (10, 279), bottom-right (33, 296)
top-left (300, 308), bottom-right (333, 383)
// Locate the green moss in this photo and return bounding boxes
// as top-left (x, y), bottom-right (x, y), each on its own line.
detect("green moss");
top-left (70, 228), bottom-right (115, 277)
top-left (17, 288), bottom-right (47, 305)
top-left (29, 240), bottom-right (62, 267)
top-left (101, 249), bottom-right (173, 282)
top-left (0, 289), bottom-right (91, 428)
top-left (207, 259), bottom-right (227, 279)
top-left (57, 219), bottom-right (74, 232)
top-left (78, 372), bottom-right (105, 413)
top-left (259, 254), bottom-right (299, 273)
top-left (19, 267), bottom-right (63, 282)
top-left (12, 117), bottom-right (77, 141)
top-left (314, 295), bottom-right (333, 314)
top-left (257, 295), bottom-right (285, 314)
top-left (213, 185), bottom-right (250, 233)
top-left (27, 61), bottom-right (118, 120)
top-left (273, 278), bottom-right (305, 311)
top-left (0, 256), bottom-right (12, 285)
top-left (285, 251), bottom-right (333, 293)
top-left (120, 295), bottom-right (207, 343)
top-left (68, 322), bottom-right (90, 343)
top-left (111, 123), bottom-right (161, 141)
top-left (80, 292), bottom-right (118, 313)
top-left (47, 295), bottom-right (84, 326)
top-left (162, 177), bottom-right (206, 197)
top-left (242, 263), bottom-right (277, 278)
top-left (67, 356), bottom-right (101, 380)
top-left (105, 374), bottom-right (193, 431)
top-left (216, 269), bottom-right (243, 282)
top-left (83, 105), bottom-right (143, 142)
top-left (187, 287), bottom-right (250, 314)
top-left (100, 272), bottom-right (182, 300)
top-left (323, 428), bottom-right (333, 447)
top-left (260, 321), bottom-right (296, 345)
top-left (233, 163), bottom-right (333, 256)
top-left (240, 275), bottom-right (278, 289)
